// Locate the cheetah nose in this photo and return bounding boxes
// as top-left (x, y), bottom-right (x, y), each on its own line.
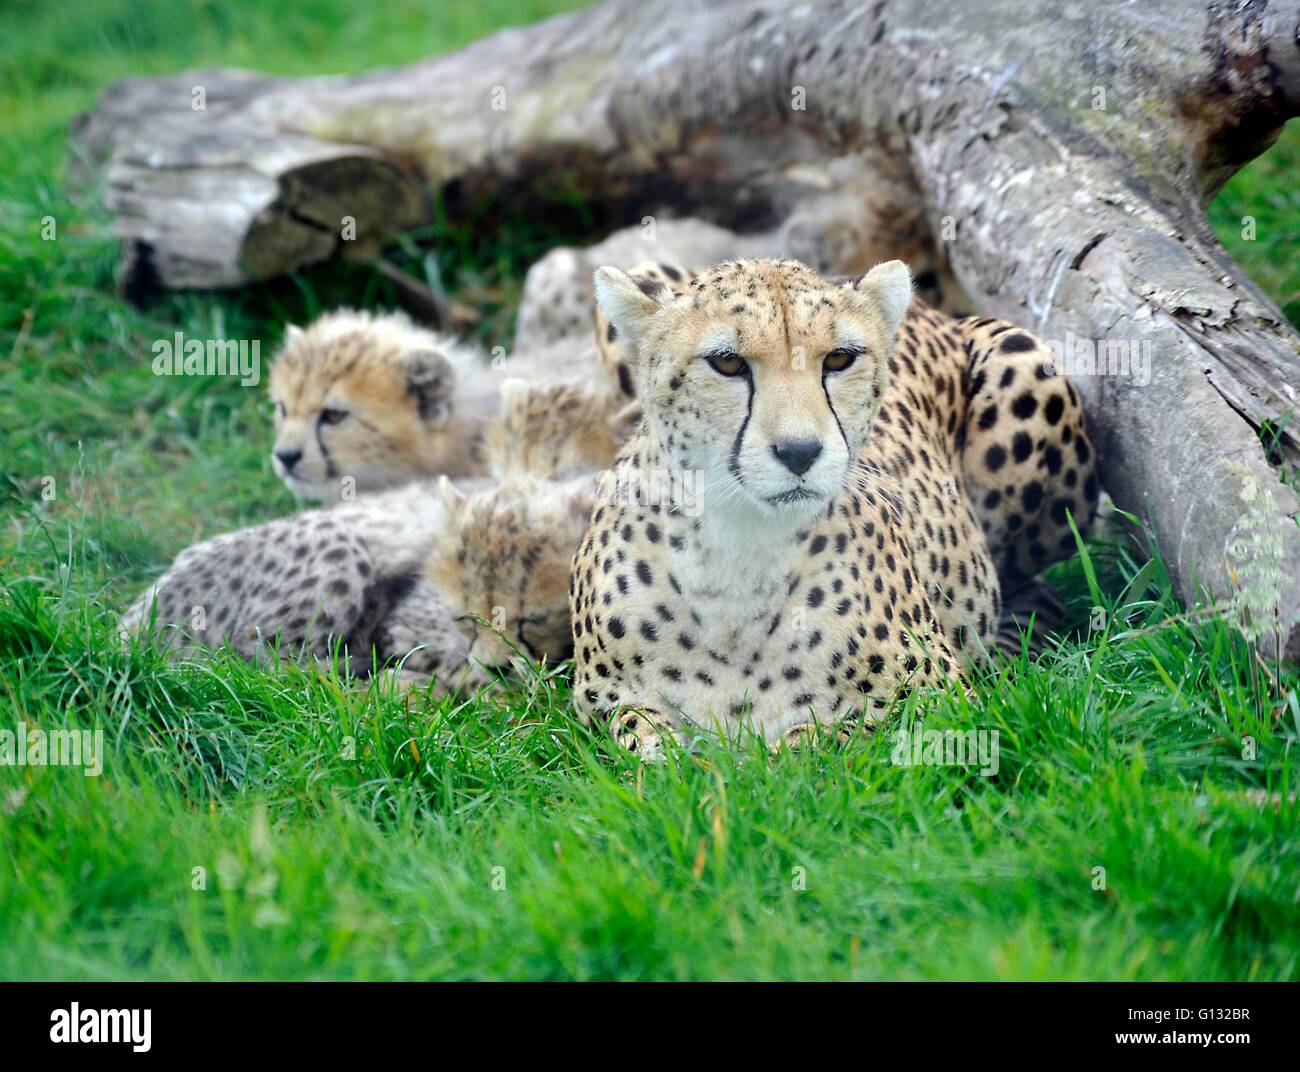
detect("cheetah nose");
top-left (771, 438), bottom-right (823, 476)
top-left (275, 448), bottom-right (303, 472)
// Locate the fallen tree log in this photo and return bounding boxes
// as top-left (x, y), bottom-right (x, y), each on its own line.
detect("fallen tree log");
top-left (71, 0), bottom-right (1300, 654)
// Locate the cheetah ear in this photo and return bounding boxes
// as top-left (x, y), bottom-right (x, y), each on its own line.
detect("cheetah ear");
top-left (404, 349), bottom-right (456, 425)
top-left (593, 267), bottom-right (669, 352)
top-left (854, 260), bottom-right (913, 338)
top-left (437, 475), bottom-right (469, 519)
top-left (284, 324), bottom-right (304, 346)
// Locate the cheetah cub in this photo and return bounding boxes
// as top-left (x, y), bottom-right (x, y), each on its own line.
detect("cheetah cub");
top-left (571, 258), bottom-right (1097, 757)
top-left (267, 309), bottom-right (606, 500)
top-left (426, 474), bottom-right (597, 682)
top-left (120, 473), bottom-right (589, 693)
top-left (120, 485), bottom-right (476, 682)
top-left (416, 379), bottom-right (640, 685)
top-left (123, 374), bottom-right (632, 691)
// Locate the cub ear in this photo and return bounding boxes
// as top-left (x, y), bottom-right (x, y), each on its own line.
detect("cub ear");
top-left (284, 324), bottom-right (304, 346)
top-left (404, 349), bottom-right (455, 425)
top-left (437, 475), bottom-right (469, 519)
top-left (853, 260), bottom-right (913, 339)
top-left (592, 267), bottom-right (671, 353)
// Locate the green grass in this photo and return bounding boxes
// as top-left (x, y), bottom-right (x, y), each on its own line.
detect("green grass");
top-left (1, 0), bottom-right (1298, 980)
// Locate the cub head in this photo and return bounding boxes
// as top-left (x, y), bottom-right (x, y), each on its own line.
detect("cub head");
top-left (426, 475), bottom-right (595, 674)
top-left (593, 258), bottom-right (910, 526)
top-left (267, 310), bottom-right (466, 501)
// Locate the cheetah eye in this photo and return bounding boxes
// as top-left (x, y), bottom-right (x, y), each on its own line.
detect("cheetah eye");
top-left (702, 349), bottom-right (748, 377)
top-left (823, 346), bottom-right (864, 373)
top-left (319, 407), bottom-right (349, 426)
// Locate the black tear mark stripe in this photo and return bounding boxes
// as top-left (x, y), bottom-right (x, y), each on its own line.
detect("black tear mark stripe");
top-left (821, 367), bottom-right (850, 453)
top-left (515, 617), bottom-right (541, 660)
top-left (727, 371), bottom-right (756, 485)
top-left (316, 424), bottom-right (336, 478)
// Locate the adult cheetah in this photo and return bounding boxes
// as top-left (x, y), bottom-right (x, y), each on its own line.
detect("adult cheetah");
top-left (569, 258), bottom-right (1097, 755)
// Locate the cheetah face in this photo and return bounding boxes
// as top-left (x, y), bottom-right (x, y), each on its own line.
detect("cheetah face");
top-left (426, 476), bottom-right (595, 674)
top-left (268, 326), bottom-right (456, 501)
top-left (593, 258), bottom-right (911, 526)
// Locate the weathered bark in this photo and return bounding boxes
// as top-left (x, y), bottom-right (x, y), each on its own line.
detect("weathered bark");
top-left (71, 0), bottom-right (1300, 654)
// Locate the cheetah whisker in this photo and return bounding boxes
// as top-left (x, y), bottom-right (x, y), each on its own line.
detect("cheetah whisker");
top-left (697, 469), bottom-right (751, 513)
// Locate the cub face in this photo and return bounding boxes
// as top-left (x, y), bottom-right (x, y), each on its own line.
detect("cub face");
top-left (593, 258), bottom-right (911, 527)
top-left (266, 316), bottom-right (459, 501)
top-left (427, 475), bottom-right (595, 674)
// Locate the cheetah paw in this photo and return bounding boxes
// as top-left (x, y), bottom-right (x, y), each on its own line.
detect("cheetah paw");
top-left (773, 721), bottom-right (854, 753)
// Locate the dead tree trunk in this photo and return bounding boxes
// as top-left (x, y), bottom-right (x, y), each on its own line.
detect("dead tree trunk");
top-left (71, 0), bottom-right (1300, 654)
